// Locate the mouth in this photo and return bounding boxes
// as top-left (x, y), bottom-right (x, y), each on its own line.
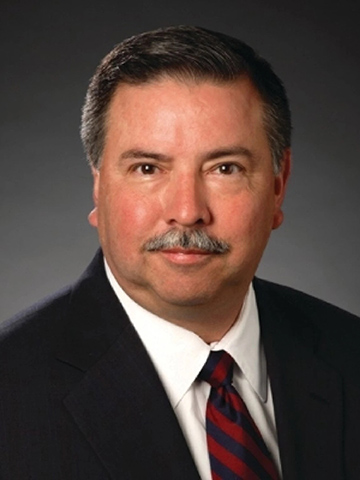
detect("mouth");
top-left (156, 248), bottom-right (214, 266)
top-left (161, 248), bottom-right (211, 254)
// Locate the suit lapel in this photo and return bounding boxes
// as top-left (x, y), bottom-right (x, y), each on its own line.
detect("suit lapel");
top-left (57, 251), bottom-right (201, 480)
top-left (254, 278), bottom-right (344, 480)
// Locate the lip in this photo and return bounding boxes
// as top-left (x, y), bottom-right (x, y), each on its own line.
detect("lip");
top-left (157, 248), bottom-right (212, 265)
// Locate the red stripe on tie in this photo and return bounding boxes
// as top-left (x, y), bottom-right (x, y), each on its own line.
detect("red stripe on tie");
top-left (211, 354), bottom-right (232, 386)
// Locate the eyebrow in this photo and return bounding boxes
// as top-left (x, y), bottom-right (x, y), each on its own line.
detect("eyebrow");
top-left (120, 149), bottom-right (171, 162)
top-left (119, 146), bottom-right (255, 162)
top-left (202, 146), bottom-right (254, 161)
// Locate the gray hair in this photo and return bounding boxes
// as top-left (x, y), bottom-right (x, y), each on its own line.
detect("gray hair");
top-left (143, 229), bottom-right (230, 254)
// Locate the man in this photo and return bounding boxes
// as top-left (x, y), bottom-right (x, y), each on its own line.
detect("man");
top-left (1, 26), bottom-right (360, 480)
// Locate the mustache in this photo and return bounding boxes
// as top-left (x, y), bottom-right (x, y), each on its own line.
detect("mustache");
top-left (143, 229), bottom-right (230, 254)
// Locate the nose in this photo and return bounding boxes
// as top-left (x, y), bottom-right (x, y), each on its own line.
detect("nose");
top-left (163, 172), bottom-right (212, 227)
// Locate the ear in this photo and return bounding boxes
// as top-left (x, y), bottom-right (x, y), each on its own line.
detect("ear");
top-left (88, 167), bottom-right (100, 228)
top-left (272, 148), bottom-right (291, 230)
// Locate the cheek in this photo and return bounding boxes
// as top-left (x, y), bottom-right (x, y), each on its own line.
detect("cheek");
top-left (221, 195), bottom-right (275, 243)
top-left (104, 190), bottom-right (161, 241)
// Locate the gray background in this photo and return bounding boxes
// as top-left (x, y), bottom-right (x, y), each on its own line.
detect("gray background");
top-left (1, 0), bottom-right (359, 319)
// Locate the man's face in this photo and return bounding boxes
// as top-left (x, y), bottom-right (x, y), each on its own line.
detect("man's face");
top-left (89, 77), bottom-right (290, 320)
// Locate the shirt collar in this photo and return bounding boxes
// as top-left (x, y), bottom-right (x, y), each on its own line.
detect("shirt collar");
top-left (212, 284), bottom-right (267, 402)
top-left (104, 259), bottom-right (267, 407)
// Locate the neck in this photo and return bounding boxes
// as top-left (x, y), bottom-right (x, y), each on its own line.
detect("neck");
top-left (153, 297), bottom-right (245, 343)
top-left (119, 281), bottom-right (248, 343)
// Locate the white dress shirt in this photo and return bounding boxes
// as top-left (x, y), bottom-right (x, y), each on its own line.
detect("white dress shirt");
top-left (104, 260), bottom-right (282, 479)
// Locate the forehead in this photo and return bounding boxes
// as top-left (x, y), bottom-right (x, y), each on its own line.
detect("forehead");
top-left (103, 77), bottom-right (268, 154)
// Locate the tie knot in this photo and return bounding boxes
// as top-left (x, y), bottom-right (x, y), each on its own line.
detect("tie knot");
top-left (198, 350), bottom-right (234, 388)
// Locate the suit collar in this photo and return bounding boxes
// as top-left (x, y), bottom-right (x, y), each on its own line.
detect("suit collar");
top-left (57, 250), bottom-right (201, 479)
top-left (254, 278), bottom-right (344, 480)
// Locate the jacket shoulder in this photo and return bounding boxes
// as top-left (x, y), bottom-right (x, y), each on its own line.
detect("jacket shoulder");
top-left (254, 277), bottom-right (360, 325)
top-left (0, 287), bottom-right (73, 363)
top-left (254, 277), bottom-right (360, 371)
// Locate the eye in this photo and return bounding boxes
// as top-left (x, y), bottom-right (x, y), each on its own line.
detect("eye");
top-left (134, 163), bottom-right (159, 175)
top-left (215, 163), bottom-right (242, 175)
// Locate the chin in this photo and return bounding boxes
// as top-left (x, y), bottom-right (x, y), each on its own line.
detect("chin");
top-left (154, 286), bottom-right (220, 309)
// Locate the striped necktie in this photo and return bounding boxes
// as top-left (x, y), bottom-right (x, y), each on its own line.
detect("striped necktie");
top-left (198, 350), bottom-right (279, 480)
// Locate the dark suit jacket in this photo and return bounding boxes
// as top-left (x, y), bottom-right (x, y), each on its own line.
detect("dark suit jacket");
top-left (1, 249), bottom-right (360, 479)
